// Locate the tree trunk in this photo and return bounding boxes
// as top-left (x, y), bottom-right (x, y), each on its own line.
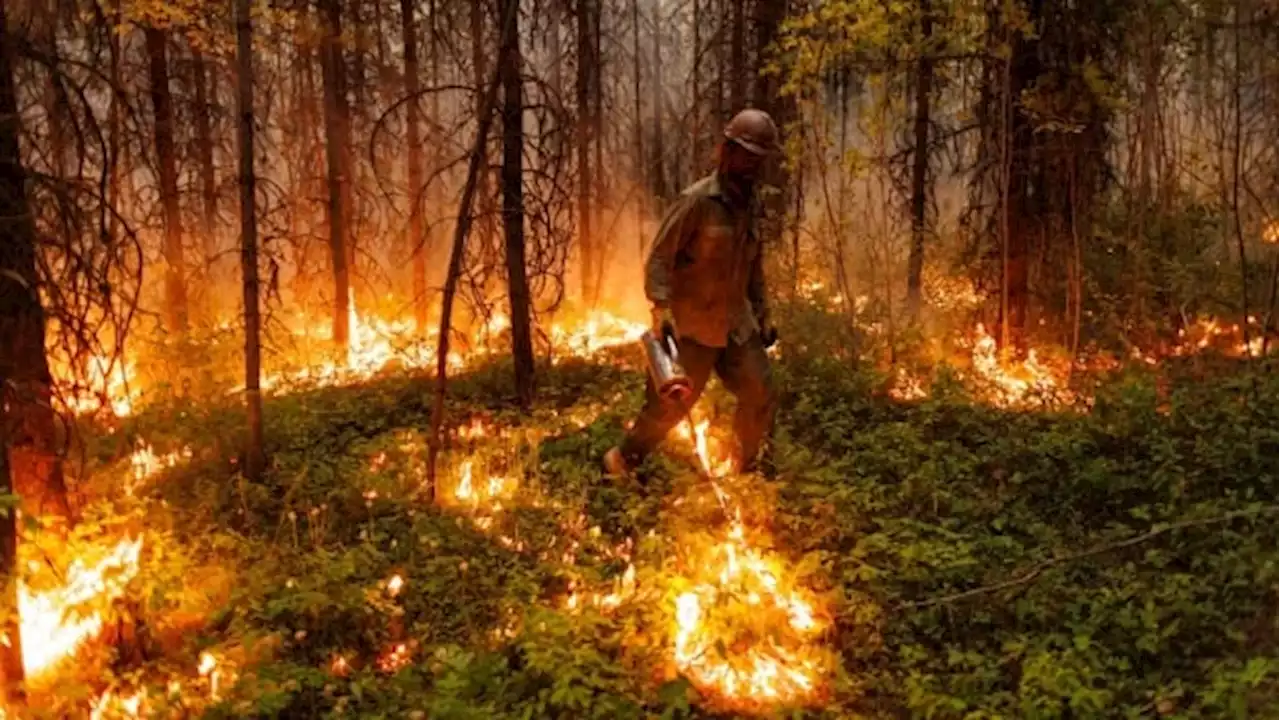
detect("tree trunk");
top-left (631, 0), bottom-right (645, 258)
top-left (146, 26), bottom-right (190, 335)
top-left (729, 0), bottom-right (745, 111)
top-left (471, 0), bottom-right (497, 298)
top-left (501, 0), bottom-right (535, 407)
top-left (235, 0), bottom-right (264, 482)
top-left (999, 20), bottom-right (1035, 353)
top-left (107, 0), bottom-right (123, 242)
top-left (591, 0), bottom-right (604, 294)
top-left (576, 0), bottom-right (594, 305)
top-left (712, 0), bottom-right (724, 126)
top-left (905, 0), bottom-right (934, 320)
top-left (651, 0), bottom-right (665, 201)
top-left (321, 0), bottom-right (351, 350)
top-left (193, 47), bottom-right (219, 276)
top-left (403, 0), bottom-right (427, 332)
top-left (0, 0), bottom-right (31, 692)
top-left (428, 0), bottom-right (517, 495)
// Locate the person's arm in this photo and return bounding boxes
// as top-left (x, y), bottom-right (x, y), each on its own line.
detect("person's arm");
top-left (644, 194), bottom-right (702, 308)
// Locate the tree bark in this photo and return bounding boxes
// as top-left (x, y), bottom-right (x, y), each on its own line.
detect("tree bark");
top-left (235, 0), bottom-right (264, 482)
top-left (402, 0), bottom-right (427, 332)
top-left (193, 47), bottom-right (219, 277)
top-left (631, 0), bottom-right (645, 258)
top-left (905, 0), bottom-right (934, 320)
top-left (729, 0), bottom-right (745, 110)
top-left (0, 0), bottom-right (31, 692)
top-left (651, 0), bottom-right (665, 201)
top-left (591, 0), bottom-right (604, 294)
top-left (576, 0), bottom-right (595, 305)
top-left (146, 26), bottom-right (190, 335)
top-left (320, 0), bottom-right (351, 349)
top-left (501, 0), bottom-right (535, 407)
top-left (428, 0), bottom-right (517, 495)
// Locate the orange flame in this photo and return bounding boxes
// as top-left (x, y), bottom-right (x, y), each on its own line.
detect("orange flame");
top-left (18, 538), bottom-right (144, 678)
top-left (668, 418), bottom-right (829, 710)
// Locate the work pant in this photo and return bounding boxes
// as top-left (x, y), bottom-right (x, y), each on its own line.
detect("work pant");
top-left (620, 333), bottom-right (776, 471)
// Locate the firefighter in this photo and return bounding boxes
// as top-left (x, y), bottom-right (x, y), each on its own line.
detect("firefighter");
top-left (603, 108), bottom-right (780, 478)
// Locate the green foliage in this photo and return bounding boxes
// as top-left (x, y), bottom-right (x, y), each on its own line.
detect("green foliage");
top-left (68, 311), bottom-right (1277, 719)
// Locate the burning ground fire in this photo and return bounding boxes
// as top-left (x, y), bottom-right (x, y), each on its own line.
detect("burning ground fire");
top-left (665, 418), bottom-right (832, 710)
top-left (17, 538), bottom-right (144, 679)
top-left (52, 295), bottom-right (646, 420)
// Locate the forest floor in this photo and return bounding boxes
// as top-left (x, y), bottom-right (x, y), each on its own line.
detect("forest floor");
top-left (18, 314), bottom-right (1280, 719)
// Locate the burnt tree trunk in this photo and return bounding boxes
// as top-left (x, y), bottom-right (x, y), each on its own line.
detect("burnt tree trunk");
top-left (146, 26), bottom-right (190, 335)
top-left (321, 0), bottom-right (352, 349)
top-left (1000, 17), bottom-right (1037, 353)
top-left (193, 47), bottom-right (219, 278)
top-left (402, 0), bottom-right (427, 331)
top-left (905, 0), bottom-right (934, 320)
top-left (500, 0), bottom-right (535, 407)
top-left (729, 0), bottom-right (745, 110)
top-left (576, 0), bottom-right (595, 304)
top-left (428, 0), bottom-right (517, 494)
top-left (0, 0), bottom-right (31, 692)
top-left (591, 0), bottom-right (604, 294)
top-left (235, 0), bottom-right (264, 482)
top-left (631, 0), bottom-right (645, 257)
top-left (651, 0), bottom-right (665, 201)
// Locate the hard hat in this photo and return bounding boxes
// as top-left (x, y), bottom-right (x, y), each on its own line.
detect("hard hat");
top-left (723, 108), bottom-right (780, 156)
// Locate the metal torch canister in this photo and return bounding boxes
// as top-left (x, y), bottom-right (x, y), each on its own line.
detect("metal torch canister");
top-left (641, 330), bottom-right (693, 402)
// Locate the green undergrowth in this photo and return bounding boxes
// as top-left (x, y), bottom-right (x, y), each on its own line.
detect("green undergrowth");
top-left (54, 340), bottom-right (1278, 719)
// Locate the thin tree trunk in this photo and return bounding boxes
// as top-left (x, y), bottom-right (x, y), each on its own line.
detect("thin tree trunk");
top-left (428, 0), bottom-right (517, 495)
top-left (591, 0), bottom-right (604, 296)
top-left (651, 0), bottom-right (665, 201)
top-left (403, 0), bottom-right (427, 331)
top-left (146, 26), bottom-right (190, 335)
top-left (549, 0), bottom-right (562, 98)
top-left (235, 0), bottom-right (263, 482)
top-left (711, 0), bottom-right (724, 126)
top-left (1229, 0), bottom-right (1250, 357)
top-left (576, 0), bottom-right (594, 305)
top-left (501, 0), bottom-right (535, 407)
top-left (692, 0), bottom-right (702, 174)
top-left (905, 0), bottom-right (934, 320)
top-left (471, 0), bottom-right (496, 295)
top-left (631, 0), bottom-right (645, 258)
top-left (321, 0), bottom-right (351, 349)
top-left (193, 47), bottom-right (219, 275)
top-left (107, 0), bottom-right (123, 242)
top-left (729, 0), bottom-right (745, 110)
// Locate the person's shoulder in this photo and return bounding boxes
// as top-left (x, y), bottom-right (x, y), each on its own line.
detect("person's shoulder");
top-left (680, 173), bottom-right (720, 200)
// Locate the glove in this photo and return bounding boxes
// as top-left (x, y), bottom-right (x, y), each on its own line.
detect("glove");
top-left (762, 326), bottom-right (778, 349)
top-left (652, 306), bottom-right (678, 341)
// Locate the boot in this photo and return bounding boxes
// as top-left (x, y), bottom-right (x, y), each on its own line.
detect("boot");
top-left (602, 446), bottom-right (631, 478)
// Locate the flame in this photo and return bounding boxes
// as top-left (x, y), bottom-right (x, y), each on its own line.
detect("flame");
top-left (455, 460), bottom-right (475, 502)
top-left (967, 324), bottom-right (1070, 407)
top-left (1263, 220), bottom-right (1278, 245)
top-left (18, 537), bottom-right (144, 678)
top-left (377, 642), bottom-right (412, 672)
top-left (888, 368), bottom-right (926, 401)
top-left (52, 352), bottom-right (135, 417)
top-left (89, 689), bottom-right (145, 720)
top-left (667, 418), bottom-right (829, 710)
top-left (128, 440), bottom-right (192, 493)
top-left (386, 574), bottom-right (404, 596)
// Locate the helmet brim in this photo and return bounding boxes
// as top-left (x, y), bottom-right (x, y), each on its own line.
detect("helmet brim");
top-left (726, 134), bottom-right (778, 156)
